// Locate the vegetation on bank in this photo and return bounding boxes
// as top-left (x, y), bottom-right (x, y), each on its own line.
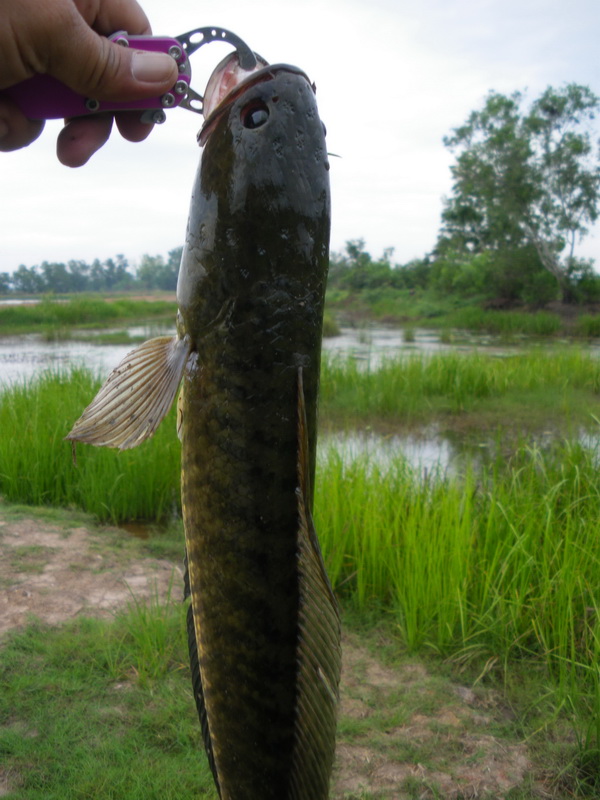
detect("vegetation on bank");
top-left (3, 351), bottom-right (600, 520)
top-left (3, 355), bottom-right (600, 790)
top-left (0, 296), bottom-right (177, 337)
top-left (4, 287), bottom-right (600, 342)
top-left (320, 348), bottom-right (600, 431)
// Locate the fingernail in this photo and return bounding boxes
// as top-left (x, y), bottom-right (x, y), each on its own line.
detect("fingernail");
top-left (132, 52), bottom-right (177, 84)
top-left (0, 119), bottom-right (8, 140)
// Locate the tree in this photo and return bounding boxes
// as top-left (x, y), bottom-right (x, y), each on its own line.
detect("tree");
top-left (439, 84), bottom-right (600, 301)
top-left (137, 252), bottom-right (179, 290)
top-left (40, 261), bottom-right (72, 293)
top-left (12, 265), bottom-right (44, 294)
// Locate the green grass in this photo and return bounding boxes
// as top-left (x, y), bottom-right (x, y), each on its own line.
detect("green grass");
top-left (320, 347), bottom-right (600, 428)
top-left (0, 368), bottom-right (180, 523)
top-left (325, 286), bottom-right (470, 323)
top-left (574, 314), bottom-right (600, 338)
top-left (0, 599), bottom-right (217, 799)
top-left (0, 296), bottom-right (176, 336)
top-left (441, 306), bottom-right (563, 336)
top-left (315, 441), bottom-right (600, 757)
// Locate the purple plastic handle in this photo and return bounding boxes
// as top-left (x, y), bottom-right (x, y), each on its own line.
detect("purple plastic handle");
top-left (4, 34), bottom-right (190, 120)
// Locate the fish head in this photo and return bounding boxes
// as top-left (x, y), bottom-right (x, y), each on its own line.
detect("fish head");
top-left (176, 60), bottom-right (330, 340)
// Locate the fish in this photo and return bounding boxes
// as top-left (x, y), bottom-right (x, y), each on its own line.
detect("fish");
top-left (66, 53), bottom-right (341, 800)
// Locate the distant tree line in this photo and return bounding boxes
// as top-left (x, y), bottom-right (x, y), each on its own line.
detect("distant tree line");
top-left (0, 248), bottom-right (183, 295)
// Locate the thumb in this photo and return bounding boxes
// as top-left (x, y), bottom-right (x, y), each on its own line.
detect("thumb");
top-left (47, 22), bottom-right (178, 102)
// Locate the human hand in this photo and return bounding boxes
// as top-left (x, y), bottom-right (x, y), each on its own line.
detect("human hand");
top-left (0, 0), bottom-right (178, 166)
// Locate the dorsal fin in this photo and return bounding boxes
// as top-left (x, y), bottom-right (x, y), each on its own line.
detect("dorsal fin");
top-left (65, 335), bottom-right (191, 450)
top-left (290, 368), bottom-right (341, 799)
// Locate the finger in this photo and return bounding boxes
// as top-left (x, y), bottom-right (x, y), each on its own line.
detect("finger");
top-left (56, 114), bottom-right (113, 167)
top-left (0, 95), bottom-right (45, 151)
top-left (78, 0), bottom-right (152, 37)
top-left (47, 15), bottom-right (178, 102)
top-left (114, 111), bottom-right (153, 142)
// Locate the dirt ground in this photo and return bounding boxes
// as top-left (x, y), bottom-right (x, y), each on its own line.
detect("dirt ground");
top-left (0, 511), bottom-right (543, 799)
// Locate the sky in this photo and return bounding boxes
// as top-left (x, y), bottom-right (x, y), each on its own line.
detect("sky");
top-left (1, 0), bottom-right (599, 274)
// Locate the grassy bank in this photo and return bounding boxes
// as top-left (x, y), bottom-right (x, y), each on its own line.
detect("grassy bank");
top-left (327, 286), bottom-right (600, 338)
top-left (0, 296), bottom-right (176, 337)
top-left (320, 348), bottom-right (600, 430)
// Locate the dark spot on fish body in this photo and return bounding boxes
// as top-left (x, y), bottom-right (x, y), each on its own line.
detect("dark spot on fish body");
top-left (272, 138), bottom-right (284, 158)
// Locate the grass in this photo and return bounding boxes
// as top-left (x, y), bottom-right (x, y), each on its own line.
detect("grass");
top-left (0, 600), bottom-right (217, 799)
top-left (0, 296), bottom-right (176, 337)
top-left (0, 368), bottom-right (180, 523)
top-left (314, 440), bottom-right (600, 775)
top-left (320, 347), bottom-right (600, 429)
top-left (441, 306), bottom-right (563, 336)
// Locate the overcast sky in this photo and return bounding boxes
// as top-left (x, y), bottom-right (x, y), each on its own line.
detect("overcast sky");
top-left (1, 0), bottom-right (599, 274)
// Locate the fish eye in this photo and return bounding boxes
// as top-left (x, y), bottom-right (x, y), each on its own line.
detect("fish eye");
top-left (241, 101), bottom-right (270, 129)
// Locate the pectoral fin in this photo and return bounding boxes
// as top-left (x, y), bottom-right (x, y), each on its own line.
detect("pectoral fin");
top-left (66, 335), bottom-right (191, 450)
top-left (291, 368), bottom-right (341, 800)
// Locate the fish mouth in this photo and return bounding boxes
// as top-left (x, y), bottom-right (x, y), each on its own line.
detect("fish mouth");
top-left (198, 58), bottom-right (314, 145)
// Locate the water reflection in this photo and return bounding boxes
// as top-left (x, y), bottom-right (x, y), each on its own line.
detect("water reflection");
top-left (0, 334), bottom-right (142, 385)
top-left (322, 324), bottom-right (520, 367)
top-left (319, 425), bottom-right (600, 476)
top-left (0, 322), bottom-right (175, 386)
top-left (319, 428), bottom-right (453, 473)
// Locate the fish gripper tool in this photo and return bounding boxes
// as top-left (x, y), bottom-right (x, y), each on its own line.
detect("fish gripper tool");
top-left (4, 27), bottom-right (258, 123)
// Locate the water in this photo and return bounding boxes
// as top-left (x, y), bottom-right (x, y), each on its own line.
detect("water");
top-left (0, 322), bottom-right (175, 386)
top-left (322, 324), bottom-right (520, 367)
top-left (319, 428), bottom-right (457, 474)
top-left (1, 321), bottom-right (596, 474)
top-left (0, 334), bottom-right (136, 385)
top-left (0, 323), bottom-right (510, 387)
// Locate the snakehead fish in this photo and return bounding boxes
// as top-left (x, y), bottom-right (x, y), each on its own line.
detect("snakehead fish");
top-left (67, 53), bottom-right (341, 800)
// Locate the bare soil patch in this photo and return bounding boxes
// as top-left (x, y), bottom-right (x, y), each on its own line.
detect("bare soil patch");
top-left (0, 515), bottom-right (180, 636)
top-left (0, 511), bottom-right (542, 799)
